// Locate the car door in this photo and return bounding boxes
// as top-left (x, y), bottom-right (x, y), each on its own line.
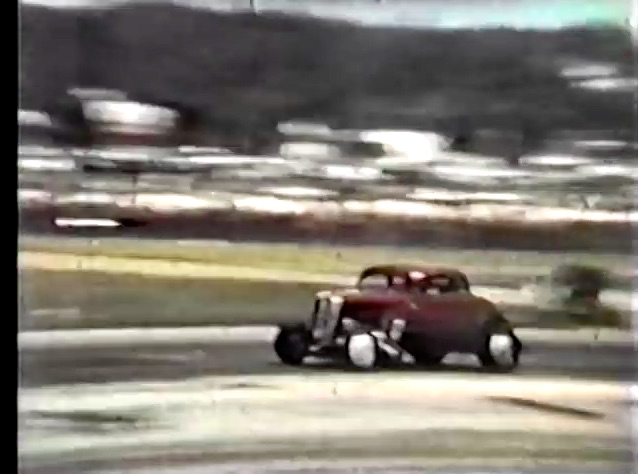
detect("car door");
top-left (407, 276), bottom-right (468, 352)
top-left (414, 275), bottom-right (484, 352)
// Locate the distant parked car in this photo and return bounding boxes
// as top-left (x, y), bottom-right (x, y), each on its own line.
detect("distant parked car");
top-left (274, 265), bottom-right (523, 371)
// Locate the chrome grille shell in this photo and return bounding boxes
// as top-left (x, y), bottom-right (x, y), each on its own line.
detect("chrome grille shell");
top-left (311, 295), bottom-right (343, 345)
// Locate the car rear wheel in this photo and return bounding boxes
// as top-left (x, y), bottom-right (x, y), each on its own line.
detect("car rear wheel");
top-left (478, 320), bottom-right (522, 372)
top-left (345, 332), bottom-right (380, 370)
top-left (274, 324), bottom-right (310, 366)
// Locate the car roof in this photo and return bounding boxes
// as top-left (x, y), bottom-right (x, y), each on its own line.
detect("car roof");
top-left (359, 265), bottom-right (468, 281)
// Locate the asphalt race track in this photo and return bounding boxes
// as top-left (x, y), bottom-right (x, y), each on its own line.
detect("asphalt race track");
top-left (18, 331), bottom-right (638, 474)
top-left (18, 323), bottom-right (637, 474)
top-left (19, 337), bottom-right (637, 388)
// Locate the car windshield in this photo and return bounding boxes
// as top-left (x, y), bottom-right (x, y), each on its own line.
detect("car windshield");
top-left (412, 275), bottom-right (466, 294)
top-left (358, 273), bottom-right (407, 291)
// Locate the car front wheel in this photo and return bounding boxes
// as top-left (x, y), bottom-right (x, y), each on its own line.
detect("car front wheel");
top-left (345, 332), bottom-right (381, 370)
top-left (274, 324), bottom-right (310, 366)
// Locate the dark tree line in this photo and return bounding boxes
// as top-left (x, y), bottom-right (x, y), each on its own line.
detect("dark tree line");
top-left (19, 3), bottom-right (633, 155)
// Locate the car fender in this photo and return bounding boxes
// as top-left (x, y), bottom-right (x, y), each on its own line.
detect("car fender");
top-left (452, 295), bottom-right (505, 352)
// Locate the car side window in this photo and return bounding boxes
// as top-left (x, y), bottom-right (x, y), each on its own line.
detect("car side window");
top-left (412, 278), bottom-right (436, 295)
top-left (359, 273), bottom-right (390, 290)
top-left (439, 277), bottom-right (459, 294)
top-left (418, 276), bottom-right (457, 294)
top-left (390, 276), bottom-right (408, 290)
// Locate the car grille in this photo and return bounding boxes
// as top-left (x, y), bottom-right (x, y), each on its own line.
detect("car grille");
top-left (312, 297), bottom-right (341, 344)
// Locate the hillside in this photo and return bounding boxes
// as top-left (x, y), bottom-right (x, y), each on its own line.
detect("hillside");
top-left (20, 3), bottom-right (636, 141)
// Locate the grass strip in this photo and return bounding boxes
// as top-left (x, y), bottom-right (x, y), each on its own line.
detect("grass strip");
top-left (19, 269), bottom-right (319, 330)
top-left (19, 235), bottom-right (633, 277)
top-left (19, 269), bottom-right (622, 330)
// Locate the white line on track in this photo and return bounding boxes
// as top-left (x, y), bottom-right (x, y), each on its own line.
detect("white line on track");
top-left (81, 460), bottom-right (627, 474)
top-left (17, 325), bottom-right (634, 350)
top-left (18, 326), bottom-right (278, 349)
top-left (18, 372), bottom-right (630, 413)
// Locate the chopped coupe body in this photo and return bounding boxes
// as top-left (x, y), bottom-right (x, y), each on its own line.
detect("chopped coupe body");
top-left (274, 264), bottom-right (523, 370)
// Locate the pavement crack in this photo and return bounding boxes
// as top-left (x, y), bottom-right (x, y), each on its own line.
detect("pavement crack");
top-left (28, 409), bottom-right (157, 432)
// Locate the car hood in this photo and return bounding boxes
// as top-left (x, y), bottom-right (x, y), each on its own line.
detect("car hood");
top-left (316, 287), bottom-right (412, 307)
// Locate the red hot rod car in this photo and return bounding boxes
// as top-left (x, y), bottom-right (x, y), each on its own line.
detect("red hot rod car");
top-left (273, 265), bottom-right (523, 371)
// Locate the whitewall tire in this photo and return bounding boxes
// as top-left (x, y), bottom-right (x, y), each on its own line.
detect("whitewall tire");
top-left (345, 333), bottom-right (379, 370)
top-left (479, 330), bottom-right (521, 372)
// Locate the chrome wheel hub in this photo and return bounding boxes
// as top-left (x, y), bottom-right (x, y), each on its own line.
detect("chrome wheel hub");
top-left (488, 334), bottom-right (516, 367)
